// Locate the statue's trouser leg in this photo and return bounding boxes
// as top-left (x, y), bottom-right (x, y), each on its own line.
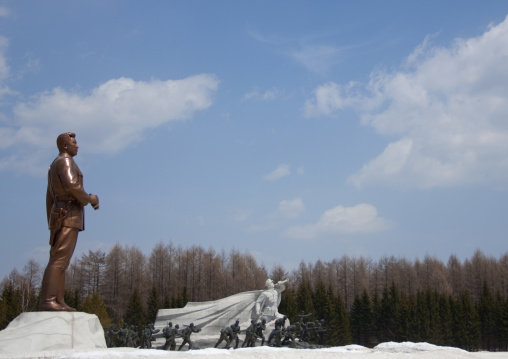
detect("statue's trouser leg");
top-left (178, 339), bottom-right (187, 351)
top-left (39, 227), bottom-right (78, 311)
top-left (57, 271), bottom-right (76, 311)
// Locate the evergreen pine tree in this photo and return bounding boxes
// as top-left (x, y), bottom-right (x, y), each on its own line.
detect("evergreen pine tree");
top-left (437, 293), bottom-right (453, 346)
top-left (396, 292), bottom-right (411, 342)
top-left (0, 293), bottom-right (7, 330)
top-left (181, 286), bottom-right (189, 306)
top-left (370, 289), bottom-right (382, 345)
top-left (64, 289), bottom-right (82, 312)
top-left (497, 293), bottom-right (508, 351)
top-left (452, 291), bottom-right (481, 351)
top-left (163, 294), bottom-right (171, 309)
top-left (124, 288), bottom-right (146, 331)
top-left (313, 279), bottom-right (327, 321)
top-left (350, 290), bottom-right (372, 347)
top-left (378, 283), bottom-right (400, 342)
top-left (146, 285), bottom-right (160, 323)
top-left (279, 287), bottom-right (298, 323)
top-left (323, 285), bottom-right (340, 346)
top-left (296, 280), bottom-right (315, 320)
top-left (415, 290), bottom-right (431, 342)
top-left (478, 282), bottom-right (496, 351)
top-left (426, 289), bottom-right (442, 345)
top-left (406, 294), bottom-right (419, 342)
top-left (83, 292), bottom-right (112, 327)
top-left (0, 283), bottom-right (21, 330)
top-left (335, 290), bottom-right (352, 346)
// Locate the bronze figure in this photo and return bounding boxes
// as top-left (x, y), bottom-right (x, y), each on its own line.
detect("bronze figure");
top-left (39, 132), bottom-right (99, 311)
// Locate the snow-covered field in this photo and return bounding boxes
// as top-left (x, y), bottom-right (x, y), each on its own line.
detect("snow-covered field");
top-left (0, 343), bottom-right (506, 359)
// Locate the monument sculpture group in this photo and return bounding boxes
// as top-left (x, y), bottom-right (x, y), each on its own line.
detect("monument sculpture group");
top-left (0, 132), bottom-right (329, 354)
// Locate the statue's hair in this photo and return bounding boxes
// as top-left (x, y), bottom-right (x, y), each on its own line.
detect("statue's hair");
top-left (56, 132), bottom-right (76, 152)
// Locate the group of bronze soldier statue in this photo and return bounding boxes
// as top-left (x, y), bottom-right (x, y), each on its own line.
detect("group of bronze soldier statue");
top-left (105, 323), bottom-right (160, 349)
top-left (214, 310), bottom-right (329, 349)
top-left (105, 321), bottom-right (201, 351)
top-left (104, 311), bottom-right (326, 350)
top-left (224, 311), bottom-right (329, 349)
top-left (104, 309), bottom-right (319, 351)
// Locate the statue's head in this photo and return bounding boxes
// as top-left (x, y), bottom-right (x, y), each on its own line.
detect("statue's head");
top-left (168, 321), bottom-right (172, 326)
top-left (56, 132), bottom-right (78, 156)
top-left (265, 278), bottom-right (274, 289)
top-left (175, 324), bottom-right (179, 329)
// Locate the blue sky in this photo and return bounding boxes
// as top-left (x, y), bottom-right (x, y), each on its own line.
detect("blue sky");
top-left (1, 1), bottom-right (508, 279)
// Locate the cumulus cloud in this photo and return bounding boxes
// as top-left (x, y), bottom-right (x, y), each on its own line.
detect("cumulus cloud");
top-left (305, 16), bottom-right (508, 189)
top-left (0, 74), bottom-right (219, 174)
top-left (278, 198), bottom-right (305, 218)
top-left (264, 164), bottom-right (291, 181)
top-left (284, 203), bottom-right (394, 240)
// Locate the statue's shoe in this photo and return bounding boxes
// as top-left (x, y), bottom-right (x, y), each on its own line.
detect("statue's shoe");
top-left (58, 302), bottom-right (77, 312)
top-left (38, 300), bottom-right (66, 311)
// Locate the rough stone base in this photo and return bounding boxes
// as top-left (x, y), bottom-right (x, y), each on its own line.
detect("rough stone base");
top-left (0, 312), bottom-right (106, 354)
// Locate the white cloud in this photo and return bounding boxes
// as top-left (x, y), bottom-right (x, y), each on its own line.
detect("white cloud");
top-left (0, 74), bottom-right (219, 174)
top-left (263, 164), bottom-right (291, 181)
top-left (304, 81), bottom-right (359, 117)
top-left (232, 208), bottom-right (252, 222)
top-left (285, 203), bottom-right (395, 240)
top-left (292, 44), bottom-right (344, 74)
top-left (243, 87), bottom-right (281, 102)
top-left (0, 36), bottom-right (9, 80)
top-left (0, 35), bottom-right (14, 99)
top-left (278, 198), bottom-right (304, 218)
top-left (305, 15), bottom-right (508, 189)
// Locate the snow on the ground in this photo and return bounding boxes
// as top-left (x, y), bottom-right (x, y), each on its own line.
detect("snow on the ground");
top-left (0, 342), bottom-right (506, 359)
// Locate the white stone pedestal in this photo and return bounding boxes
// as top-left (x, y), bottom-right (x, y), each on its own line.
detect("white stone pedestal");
top-left (0, 312), bottom-right (106, 354)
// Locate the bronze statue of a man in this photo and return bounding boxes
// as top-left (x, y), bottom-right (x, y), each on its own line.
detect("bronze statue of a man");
top-left (39, 132), bottom-right (99, 311)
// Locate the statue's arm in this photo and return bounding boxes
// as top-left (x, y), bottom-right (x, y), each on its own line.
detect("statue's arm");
top-left (46, 178), bottom-right (53, 224)
top-left (58, 158), bottom-right (96, 206)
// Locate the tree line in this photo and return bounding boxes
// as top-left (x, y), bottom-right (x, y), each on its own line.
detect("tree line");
top-left (1, 243), bottom-right (507, 351)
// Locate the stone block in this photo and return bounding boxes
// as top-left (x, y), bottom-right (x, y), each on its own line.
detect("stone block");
top-left (0, 312), bottom-right (106, 354)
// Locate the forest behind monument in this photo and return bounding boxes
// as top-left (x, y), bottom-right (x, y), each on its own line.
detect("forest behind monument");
top-left (1, 244), bottom-right (508, 351)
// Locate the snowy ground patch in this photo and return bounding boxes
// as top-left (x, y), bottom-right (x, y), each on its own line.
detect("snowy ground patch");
top-left (0, 342), bottom-right (504, 359)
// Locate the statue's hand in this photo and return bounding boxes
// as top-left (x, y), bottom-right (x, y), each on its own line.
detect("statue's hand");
top-left (89, 194), bottom-right (99, 210)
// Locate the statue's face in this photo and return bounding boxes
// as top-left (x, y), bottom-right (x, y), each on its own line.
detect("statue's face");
top-left (265, 279), bottom-right (274, 289)
top-left (64, 137), bottom-right (79, 157)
